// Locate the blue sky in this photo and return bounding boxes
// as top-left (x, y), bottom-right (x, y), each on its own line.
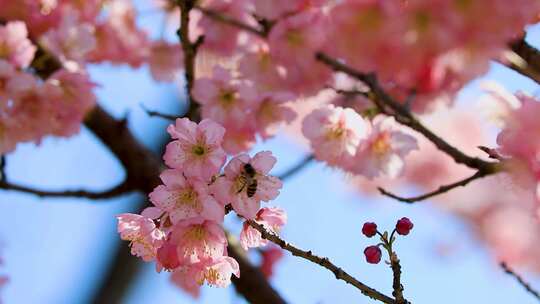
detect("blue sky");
top-left (0, 2), bottom-right (539, 303)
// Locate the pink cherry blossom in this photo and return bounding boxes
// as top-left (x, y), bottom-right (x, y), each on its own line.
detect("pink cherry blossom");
top-left (240, 207), bottom-right (287, 250)
top-left (164, 118), bottom-right (226, 181)
top-left (170, 218), bottom-right (227, 264)
top-left (194, 256), bottom-right (240, 287)
top-left (197, 0), bottom-right (252, 56)
top-left (497, 93), bottom-right (540, 187)
top-left (254, 92), bottom-right (297, 139)
top-left (170, 266), bottom-right (201, 298)
top-left (40, 14), bottom-right (97, 63)
top-left (350, 115), bottom-right (418, 179)
top-left (156, 240), bottom-right (181, 272)
top-left (88, 0), bottom-right (150, 67)
top-left (149, 169), bottom-right (224, 224)
top-left (148, 40), bottom-right (183, 82)
top-left (302, 104), bottom-right (370, 166)
top-left (192, 66), bottom-right (257, 128)
top-left (211, 151), bottom-right (283, 219)
top-left (238, 46), bottom-right (286, 93)
top-left (221, 124), bottom-right (258, 155)
top-left (260, 247), bottom-right (284, 278)
top-left (175, 256), bottom-right (240, 289)
top-left (251, 0), bottom-right (324, 20)
top-left (117, 211), bottom-right (166, 262)
top-left (0, 21), bottom-right (36, 68)
top-left (46, 69), bottom-right (97, 137)
top-left (268, 10), bottom-right (331, 95)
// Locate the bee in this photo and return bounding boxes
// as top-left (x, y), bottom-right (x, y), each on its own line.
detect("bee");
top-left (237, 163), bottom-right (258, 197)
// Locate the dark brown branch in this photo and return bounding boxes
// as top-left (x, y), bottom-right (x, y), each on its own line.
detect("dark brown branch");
top-left (0, 180), bottom-right (132, 200)
top-left (507, 38), bottom-right (540, 84)
top-left (227, 234), bottom-right (287, 304)
top-left (177, 0), bottom-right (201, 121)
top-left (378, 170), bottom-right (489, 204)
top-left (316, 52), bottom-right (500, 175)
top-left (389, 253), bottom-right (407, 304)
top-left (248, 220), bottom-right (396, 304)
top-left (501, 262), bottom-right (540, 301)
top-left (140, 104), bottom-right (177, 121)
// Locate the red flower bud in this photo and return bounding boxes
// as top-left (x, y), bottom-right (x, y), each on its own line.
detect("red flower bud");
top-left (363, 246), bottom-right (382, 264)
top-left (395, 217), bottom-right (414, 235)
top-left (157, 242), bottom-right (180, 271)
top-left (361, 222), bottom-right (378, 238)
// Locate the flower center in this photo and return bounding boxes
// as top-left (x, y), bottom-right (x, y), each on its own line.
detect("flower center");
top-left (176, 187), bottom-right (200, 210)
top-left (185, 225), bottom-right (206, 241)
top-left (219, 89), bottom-right (237, 108)
top-left (372, 133), bottom-right (391, 155)
top-left (192, 144), bottom-right (206, 156)
top-left (205, 268), bottom-right (221, 285)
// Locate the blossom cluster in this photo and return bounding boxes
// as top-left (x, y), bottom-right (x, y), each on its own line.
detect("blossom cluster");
top-left (0, 0), bottom-right (183, 154)
top-left (188, 0), bottom-right (540, 112)
top-left (117, 118), bottom-right (286, 296)
top-left (303, 105), bottom-right (418, 179)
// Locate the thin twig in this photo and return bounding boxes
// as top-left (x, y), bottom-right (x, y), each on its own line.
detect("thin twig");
top-left (501, 262), bottom-right (540, 302)
top-left (0, 180), bottom-right (133, 200)
top-left (378, 170), bottom-right (489, 204)
top-left (195, 5), bottom-right (266, 37)
top-left (277, 154), bottom-right (314, 180)
top-left (140, 104), bottom-right (177, 121)
top-left (0, 156), bottom-right (6, 182)
top-left (248, 220), bottom-right (396, 304)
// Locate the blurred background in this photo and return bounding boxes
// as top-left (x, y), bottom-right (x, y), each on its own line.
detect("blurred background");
top-left (1, 1), bottom-right (540, 303)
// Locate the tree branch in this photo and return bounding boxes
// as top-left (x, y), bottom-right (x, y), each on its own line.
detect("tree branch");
top-left (177, 0), bottom-right (201, 121)
top-left (315, 52), bottom-right (500, 174)
top-left (377, 170), bottom-right (489, 204)
top-left (507, 38), bottom-right (540, 84)
top-left (0, 180), bottom-right (132, 200)
top-left (501, 262), bottom-right (540, 302)
top-left (247, 220), bottom-right (396, 304)
top-left (140, 104), bottom-right (177, 121)
top-left (277, 154), bottom-right (314, 180)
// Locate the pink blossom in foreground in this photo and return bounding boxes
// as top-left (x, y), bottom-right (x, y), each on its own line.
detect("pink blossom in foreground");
top-left (302, 104), bottom-right (370, 166)
top-left (170, 218), bottom-right (227, 264)
top-left (170, 266), bottom-right (201, 299)
top-left (149, 169), bottom-right (224, 224)
top-left (148, 40), bottom-right (183, 82)
top-left (0, 21), bottom-right (36, 68)
top-left (192, 66), bottom-right (257, 128)
top-left (178, 256), bottom-right (240, 288)
top-left (211, 151), bottom-right (282, 219)
top-left (260, 247), bottom-right (284, 278)
top-left (164, 118), bottom-right (226, 181)
top-left (117, 211), bottom-right (166, 261)
top-left (240, 207), bottom-right (287, 250)
top-left (350, 116), bottom-right (418, 179)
